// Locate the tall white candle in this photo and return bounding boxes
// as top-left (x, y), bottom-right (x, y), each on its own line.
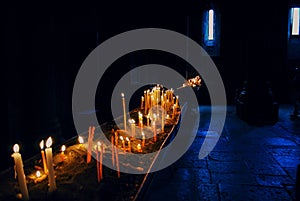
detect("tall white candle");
top-left (45, 137), bottom-right (56, 192)
top-left (12, 144), bottom-right (29, 201)
top-left (121, 93), bottom-right (127, 131)
top-left (161, 109), bottom-right (165, 132)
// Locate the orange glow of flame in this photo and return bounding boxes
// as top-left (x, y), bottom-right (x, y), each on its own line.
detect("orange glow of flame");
top-left (36, 170), bottom-right (41, 178)
top-left (61, 145), bottom-right (66, 152)
top-left (46, 137), bottom-right (52, 148)
top-left (78, 136), bottom-right (84, 144)
top-left (128, 119), bottom-right (135, 124)
top-left (120, 136), bottom-right (124, 141)
top-left (137, 144), bottom-right (141, 149)
top-left (125, 137), bottom-right (129, 142)
top-left (13, 144), bottom-right (19, 153)
top-left (39, 140), bottom-right (44, 149)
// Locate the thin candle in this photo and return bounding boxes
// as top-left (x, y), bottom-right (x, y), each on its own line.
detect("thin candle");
top-left (137, 144), bottom-right (142, 153)
top-left (121, 93), bottom-right (127, 131)
top-left (111, 136), bottom-right (115, 167)
top-left (141, 96), bottom-right (144, 109)
top-left (39, 140), bottom-right (48, 174)
top-left (120, 136), bottom-right (125, 151)
top-left (129, 119), bottom-right (136, 138)
top-left (11, 144), bottom-right (29, 200)
top-left (87, 126), bottom-right (95, 164)
top-left (45, 137), bottom-right (56, 192)
top-left (147, 114), bottom-right (150, 127)
top-left (115, 146), bottom-right (120, 178)
top-left (153, 121), bottom-right (157, 142)
top-left (61, 145), bottom-right (66, 161)
top-left (114, 132), bottom-right (118, 146)
top-left (96, 141), bottom-right (103, 182)
top-left (126, 137), bottom-right (131, 152)
top-left (142, 132), bottom-right (145, 147)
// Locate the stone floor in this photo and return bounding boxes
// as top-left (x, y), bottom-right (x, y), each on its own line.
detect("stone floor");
top-left (138, 105), bottom-right (300, 201)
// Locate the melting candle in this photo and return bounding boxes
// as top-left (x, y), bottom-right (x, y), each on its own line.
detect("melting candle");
top-left (11, 144), bottom-right (29, 200)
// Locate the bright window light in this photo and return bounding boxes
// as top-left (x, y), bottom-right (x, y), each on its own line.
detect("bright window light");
top-left (292, 7), bottom-right (300, 35)
top-left (208, 9), bottom-right (214, 40)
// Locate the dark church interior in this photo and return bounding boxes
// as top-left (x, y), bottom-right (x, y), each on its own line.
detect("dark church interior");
top-left (3, 1), bottom-right (300, 200)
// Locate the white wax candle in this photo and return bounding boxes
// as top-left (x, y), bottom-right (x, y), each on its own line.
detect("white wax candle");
top-left (12, 144), bottom-right (29, 201)
top-left (45, 137), bottom-right (57, 192)
top-left (121, 93), bottom-right (127, 131)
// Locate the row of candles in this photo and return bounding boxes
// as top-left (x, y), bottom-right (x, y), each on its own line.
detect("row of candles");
top-left (11, 87), bottom-right (180, 200)
top-left (141, 85), bottom-right (179, 116)
top-left (11, 137), bottom-right (56, 200)
top-left (12, 129), bottom-right (146, 200)
top-left (122, 87), bottom-right (179, 138)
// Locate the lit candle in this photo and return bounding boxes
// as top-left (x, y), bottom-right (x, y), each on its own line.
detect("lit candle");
top-left (144, 91), bottom-right (147, 114)
top-left (87, 126), bottom-right (95, 164)
top-left (121, 93), bottom-right (127, 131)
top-left (161, 109), bottom-right (165, 133)
top-left (45, 137), bottom-right (56, 192)
top-left (126, 137), bottom-right (131, 152)
top-left (39, 140), bottom-right (48, 174)
top-left (111, 136), bottom-right (115, 167)
top-left (175, 95), bottom-right (179, 108)
top-left (142, 132), bottom-right (145, 147)
top-left (34, 170), bottom-right (47, 184)
top-left (120, 136), bottom-right (125, 151)
top-left (129, 119), bottom-right (136, 138)
top-left (78, 136), bottom-right (84, 148)
top-left (61, 145), bottom-right (66, 161)
top-left (137, 144), bottom-right (142, 153)
top-left (11, 144), bottom-right (29, 200)
top-left (141, 96), bottom-right (144, 109)
top-left (138, 111), bottom-right (143, 128)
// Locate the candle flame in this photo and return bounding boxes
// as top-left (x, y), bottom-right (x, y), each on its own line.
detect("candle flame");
top-left (13, 144), bottom-right (19, 153)
top-left (39, 140), bottom-right (44, 149)
top-left (78, 136), bottom-right (84, 144)
top-left (137, 144), bottom-right (141, 148)
top-left (125, 137), bottom-right (129, 142)
top-left (36, 170), bottom-right (41, 178)
top-left (128, 119), bottom-right (135, 124)
top-left (121, 93), bottom-right (124, 97)
top-left (142, 132), bottom-right (145, 136)
top-left (46, 137), bottom-right (52, 148)
top-left (61, 145), bottom-right (66, 152)
top-left (120, 136), bottom-right (124, 141)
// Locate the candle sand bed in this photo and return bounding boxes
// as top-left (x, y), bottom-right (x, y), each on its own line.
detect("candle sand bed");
top-left (0, 108), bottom-right (180, 201)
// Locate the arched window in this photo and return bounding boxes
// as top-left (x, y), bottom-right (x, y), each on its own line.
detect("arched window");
top-left (291, 7), bottom-right (300, 35)
top-left (208, 9), bottom-right (215, 40)
top-left (202, 8), bottom-right (220, 56)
